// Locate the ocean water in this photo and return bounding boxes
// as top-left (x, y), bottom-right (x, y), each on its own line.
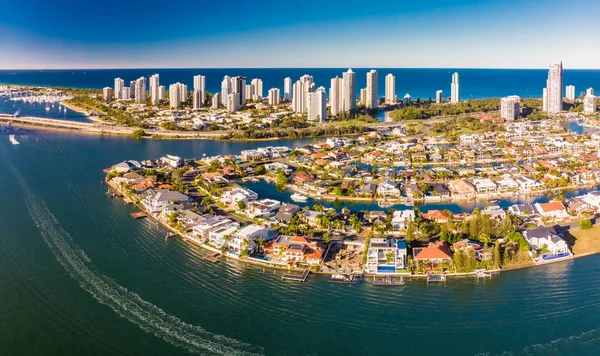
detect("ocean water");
top-left (2, 68), bottom-right (600, 100)
top-left (3, 128), bottom-right (600, 355)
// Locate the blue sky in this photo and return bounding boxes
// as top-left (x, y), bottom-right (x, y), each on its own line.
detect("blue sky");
top-left (1, 0), bottom-right (598, 69)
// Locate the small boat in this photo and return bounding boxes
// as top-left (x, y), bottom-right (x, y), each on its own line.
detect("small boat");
top-left (45, 106), bottom-right (50, 111)
top-left (475, 269), bottom-right (491, 278)
top-left (9, 135), bottom-right (19, 145)
top-left (329, 274), bottom-right (361, 284)
top-left (290, 193), bottom-right (308, 202)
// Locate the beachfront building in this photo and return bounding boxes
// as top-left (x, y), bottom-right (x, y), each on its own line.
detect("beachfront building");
top-left (342, 68), bottom-right (356, 112)
top-left (102, 87), bottom-right (113, 101)
top-left (142, 190), bottom-right (190, 213)
top-left (501, 95), bottom-right (521, 120)
top-left (307, 86), bottom-right (326, 121)
top-left (193, 75), bottom-right (206, 101)
top-left (451, 72), bottom-right (460, 103)
top-left (150, 74), bottom-right (160, 105)
top-left (366, 70), bottom-right (378, 109)
top-left (208, 223), bottom-right (240, 249)
top-left (587, 88), bottom-right (595, 96)
top-left (385, 73), bottom-right (396, 104)
top-left (245, 84), bottom-right (254, 103)
top-left (330, 75), bottom-right (343, 116)
top-left (193, 89), bottom-right (203, 109)
top-left (365, 238), bottom-right (408, 274)
top-left (543, 61), bottom-right (563, 113)
top-left (211, 93), bottom-right (221, 109)
top-left (584, 95), bottom-right (597, 115)
top-left (121, 87), bottom-right (131, 101)
top-left (229, 224), bottom-right (268, 254)
top-left (226, 93), bottom-right (240, 112)
top-left (566, 85), bottom-right (576, 101)
top-left (266, 235), bottom-right (324, 266)
top-left (159, 86), bottom-right (165, 100)
top-left (283, 77), bottom-right (292, 101)
top-left (436, 90), bottom-right (443, 104)
top-left (413, 241), bottom-right (453, 264)
top-left (133, 77), bottom-right (146, 103)
top-left (359, 88), bottom-right (367, 105)
top-left (292, 75), bottom-right (314, 113)
top-left (114, 78), bottom-right (124, 100)
top-left (251, 78), bottom-right (263, 100)
top-left (268, 88), bottom-right (280, 105)
top-left (169, 83), bottom-right (181, 108)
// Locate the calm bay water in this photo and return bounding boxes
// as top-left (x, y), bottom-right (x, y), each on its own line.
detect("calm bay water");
top-left (2, 68), bottom-right (600, 100)
top-left (2, 128), bottom-right (600, 355)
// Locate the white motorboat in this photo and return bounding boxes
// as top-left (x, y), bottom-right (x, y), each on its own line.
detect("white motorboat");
top-left (290, 193), bottom-right (308, 202)
top-left (9, 135), bottom-right (20, 145)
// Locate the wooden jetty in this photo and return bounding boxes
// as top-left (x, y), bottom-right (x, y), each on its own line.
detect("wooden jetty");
top-left (282, 270), bottom-right (310, 282)
top-left (203, 253), bottom-right (221, 263)
top-left (130, 211), bottom-right (148, 219)
top-left (373, 276), bottom-right (405, 287)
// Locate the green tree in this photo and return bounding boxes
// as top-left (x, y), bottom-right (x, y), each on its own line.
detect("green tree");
top-left (131, 129), bottom-right (146, 139)
top-left (580, 220), bottom-right (593, 230)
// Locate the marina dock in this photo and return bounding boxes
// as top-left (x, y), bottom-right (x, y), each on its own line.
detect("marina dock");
top-left (372, 276), bottom-right (406, 286)
top-left (130, 211), bottom-right (148, 219)
top-left (427, 274), bottom-right (446, 283)
top-left (282, 270), bottom-right (310, 282)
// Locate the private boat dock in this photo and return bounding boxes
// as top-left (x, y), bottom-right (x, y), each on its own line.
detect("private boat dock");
top-left (203, 253), bottom-right (221, 263)
top-left (373, 276), bottom-right (406, 286)
top-left (427, 274), bottom-right (446, 283)
top-left (130, 211), bottom-right (148, 219)
top-left (282, 270), bottom-right (310, 282)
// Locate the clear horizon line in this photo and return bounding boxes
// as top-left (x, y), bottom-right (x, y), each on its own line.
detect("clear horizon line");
top-left (2, 66), bottom-right (600, 71)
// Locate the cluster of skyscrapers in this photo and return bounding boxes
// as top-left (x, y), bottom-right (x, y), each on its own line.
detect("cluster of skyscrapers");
top-left (541, 61), bottom-right (596, 115)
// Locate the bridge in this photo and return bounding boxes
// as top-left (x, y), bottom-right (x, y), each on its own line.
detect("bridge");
top-left (0, 114), bottom-right (110, 130)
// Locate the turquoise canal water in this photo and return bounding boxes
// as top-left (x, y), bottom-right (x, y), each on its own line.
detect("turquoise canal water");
top-left (3, 129), bottom-right (600, 355)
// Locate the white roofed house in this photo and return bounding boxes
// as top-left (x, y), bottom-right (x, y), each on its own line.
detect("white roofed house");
top-left (391, 210), bottom-right (415, 233)
top-left (523, 226), bottom-right (572, 263)
top-left (142, 190), bottom-right (190, 213)
top-left (208, 222), bottom-right (240, 249)
top-left (160, 154), bottom-right (183, 168)
top-left (264, 162), bottom-right (292, 174)
top-left (377, 180), bottom-right (400, 197)
top-left (582, 191), bottom-right (600, 209)
top-left (229, 224), bottom-right (268, 254)
top-left (221, 187), bottom-right (258, 205)
top-left (365, 238), bottom-right (408, 274)
top-left (246, 199), bottom-right (281, 218)
top-left (192, 216), bottom-right (234, 241)
top-left (472, 178), bottom-right (497, 195)
top-left (515, 176), bottom-right (542, 192)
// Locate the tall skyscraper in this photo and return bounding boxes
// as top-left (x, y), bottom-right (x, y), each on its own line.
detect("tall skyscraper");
top-left (587, 88), bottom-right (595, 96)
top-left (342, 68), bottom-right (356, 112)
top-left (226, 93), bottom-right (240, 112)
top-left (114, 78), bottom-right (124, 100)
top-left (366, 70), bottom-right (378, 109)
top-left (179, 83), bottom-right (187, 102)
top-left (566, 85), bottom-right (576, 101)
top-left (385, 74), bottom-right (396, 104)
top-left (159, 86), bottom-right (166, 100)
top-left (450, 72), bottom-right (460, 103)
top-left (129, 80), bottom-right (136, 99)
top-left (245, 84), bottom-right (255, 102)
top-left (500, 95), bottom-right (521, 121)
top-left (169, 84), bottom-right (181, 108)
top-left (307, 87), bottom-right (326, 121)
top-left (134, 77), bottom-right (146, 103)
top-left (543, 61), bottom-right (563, 113)
top-left (330, 76), bottom-right (343, 116)
top-left (193, 75), bottom-right (206, 101)
top-left (584, 95), bottom-right (597, 115)
top-left (193, 89), bottom-right (203, 109)
top-left (231, 76), bottom-right (246, 104)
top-left (435, 90), bottom-right (443, 104)
top-left (103, 87), bottom-right (113, 101)
top-left (150, 74), bottom-right (160, 105)
top-left (251, 78), bottom-right (263, 100)
top-left (268, 88), bottom-right (280, 105)
top-left (359, 88), bottom-right (367, 105)
top-left (292, 75), bottom-right (314, 113)
top-left (283, 77), bottom-right (292, 101)
top-left (221, 76), bottom-right (232, 105)
top-left (121, 87), bottom-right (130, 100)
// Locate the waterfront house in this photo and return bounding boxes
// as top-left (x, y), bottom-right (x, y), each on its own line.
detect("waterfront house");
top-left (534, 201), bottom-right (569, 221)
top-left (514, 176), bottom-right (542, 192)
top-left (302, 210), bottom-right (322, 228)
top-left (266, 235), bottom-right (324, 265)
top-left (229, 224), bottom-right (268, 254)
top-left (453, 239), bottom-right (484, 254)
top-left (391, 210), bottom-right (415, 232)
top-left (142, 189), bottom-right (190, 213)
top-left (356, 183), bottom-right (377, 197)
top-left (422, 210), bottom-right (450, 224)
top-left (113, 160), bottom-right (142, 173)
top-left (430, 183), bottom-right (451, 199)
top-left (377, 180), bottom-right (400, 197)
top-left (496, 176), bottom-right (519, 192)
top-left (413, 241), bottom-right (453, 263)
top-left (274, 204), bottom-right (300, 224)
top-left (522, 226), bottom-right (570, 254)
top-left (246, 199), bottom-right (281, 218)
top-left (264, 162), bottom-right (292, 174)
top-left (472, 178), bottom-right (497, 194)
top-left (582, 191), bottom-right (600, 208)
top-left (221, 187), bottom-right (258, 205)
top-left (160, 154), bottom-right (182, 168)
top-left (447, 179), bottom-right (476, 199)
top-left (507, 203), bottom-right (535, 217)
top-left (208, 223), bottom-right (240, 249)
top-left (365, 238), bottom-right (408, 274)
top-left (192, 216), bottom-right (234, 240)
top-left (483, 205), bottom-right (507, 220)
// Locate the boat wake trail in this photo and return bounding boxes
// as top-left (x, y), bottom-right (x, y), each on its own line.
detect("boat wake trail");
top-left (2, 147), bottom-right (263, 356)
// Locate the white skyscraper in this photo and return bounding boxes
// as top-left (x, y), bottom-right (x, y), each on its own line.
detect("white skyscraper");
top-left (330, 76), bottom-right (343, 116)
top-left (251, 78), bottom-right (263, 100)
top-left (268, 88), bottom-right (280, 105)
top-left (114, 78), bottom-right (124, 100)
top-left (385, 74), bottom-right (396, 104)
top-left (435, 90), bottom-right (443, 104)
top-left (584, 95), bottom-right (597, 115)
top-left (150, 74), bottom-right (160, 105)
top-left (542, 88), bottom-right (548, 112)
top-left (587, 88), bottom-right (594, 96)
top-left (451, 72), bottom-right (460, 103)
top-left (245, 84), bottom-right (255, 102)
top-left (359, 88), bottom-right (367, 105)
top-left (226, 93), bottom-right (240, 112)
top-left (102, 87), bottom-right (113, 101)
top-left (566, 85), bottom-right (576, 101)
top-left (342, 68), bottom-right (356, 112)
top-left (365, 70), bottom-right (378, 109)
top-left (308, 86), bottom-right (326, 122)
top-left (292, 75), bottom-right (314, 113)
top-left (212, 93), bottom-right (221, 109)
top-left (159, 86), bottom-right (166, 100)
top-left (221, 76), bottom-right (232, 105)
top-left (500, 95), bottom-right (521, 121)
top-left (179, 84), bottom-right (188, 103)
top-left (169, 84), bottom-right (181, 109)
top-left (193, 89), bottom-right (203, 109)
top-left (194, 75), bottom-right (206, 102)
top-left (134, 77), bottom-right (146, 103)
top-left (230, 76), bottom-right (246, 104)
top-left (543, 62), bottom-right (563, 113)
top-left (121, 87), bottom-right (130, 100)
top-left (129, 81), bottom-right (136, 99)
top-left (283, 77), bottom-right (292, 101)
